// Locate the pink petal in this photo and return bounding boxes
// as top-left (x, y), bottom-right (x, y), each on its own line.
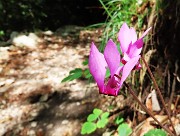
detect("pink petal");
top-left (118, 23), bottom-right (132, 53)
top-left (130, 27), bottom-right (137, 44)
top-left (128, 39), bottom-right (143, 58)
top-left (104, 66), bottom-right (123, 96)
top-left (89, 42), bottom-right (107, 93)
top-left (140, 27), bottom-right (152, 39)
top-left (135, 63), bottom-right (142, 70)
top-left (119, 55), bottom-right (140, 86)
top-left (122, 53), bottom-right (130, 64)
top-left (104, 39), bottom-right (121, 76)
top-left (104, 76), bottom-right (120, 96)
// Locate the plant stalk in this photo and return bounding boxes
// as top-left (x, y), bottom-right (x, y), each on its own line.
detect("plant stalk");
top-left (123, 81), bottom-right (174, 136)
top-left (141, 56), bottom-right (177, 136)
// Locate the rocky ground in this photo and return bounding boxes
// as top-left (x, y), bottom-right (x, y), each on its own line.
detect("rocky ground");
top-left (0, 26), bottom-right (127, 136)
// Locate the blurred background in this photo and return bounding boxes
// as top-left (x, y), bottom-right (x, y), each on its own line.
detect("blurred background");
top-left (0, 0), bottom-right (106, 33)
top-left (0, 0), bottom-right (179, 135)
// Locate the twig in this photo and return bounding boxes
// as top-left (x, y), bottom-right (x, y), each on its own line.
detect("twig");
top-left (168, 69), bottom-right (171, 96)
top-left (142, 0), bottom-right (156, 55)
top-left (123, 81), bottom-right (174, 136)
top-left (169, 60), bottom-right (179, 114)
top-left (173, 95), bottom-right (180, 114)
top-left (141, 56), bottom-right (177, 136)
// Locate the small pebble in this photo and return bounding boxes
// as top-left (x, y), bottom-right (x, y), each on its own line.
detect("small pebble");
top-left (62, 120), bottom-right (69, 125)
top-left (76, 102), bottom-right (80, 106)
top-left (28, 130), bottom-right (35, 135)
top-left (31, 122), bottom-right (37, 127)
top-left (47, 123), bottom-right (53, 129)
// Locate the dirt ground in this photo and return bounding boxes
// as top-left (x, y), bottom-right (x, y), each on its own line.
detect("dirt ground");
top-left (0, 27), bottom-right (94, 135)
top-left (0, 27), bottom-right (128, 136)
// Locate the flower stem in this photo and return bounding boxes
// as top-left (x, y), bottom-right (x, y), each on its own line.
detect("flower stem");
top-left (141, 56), bottom-right (177, 136)
top-left (123, 81), bottom-right (175, 136)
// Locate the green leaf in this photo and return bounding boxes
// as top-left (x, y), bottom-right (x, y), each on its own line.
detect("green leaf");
top-left (61, 68), bottom-right (82, 82)
top-left (81, 122), bottom-right (96, 135)
top-left (87, 114), bottom-right (98, 122)
top-left (115, 116), bottom-right (124, 125)
top-left (116, 42), bottom-right (122, 54)
top-left (144, 129), bottom-right (167, 136)
top-left (101, 112), bottom-right (110, 119)
top-left (83, 69), bottom-right (92, 79)
top-left (105, 69), bottom-right (110, 78)
top-left (0, 30), bottom-right (4, 36)
top-left (108, 105), bottom-right (115, 110)
top-left (93, 108), bottom-right (102, 116)
top-left (82, 59), bottom-right (88, 65)
top-left (118, 123), bottom-right (132, 136)
top-left (97, 118), bottom-right (108, 128)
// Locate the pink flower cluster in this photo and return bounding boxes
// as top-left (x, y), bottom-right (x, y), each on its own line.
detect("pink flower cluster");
top-left (89, 23), bottom-right (151, 96)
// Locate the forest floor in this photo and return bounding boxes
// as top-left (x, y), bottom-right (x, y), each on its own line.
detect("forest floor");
top-left (0, 26), bottom-right (179, 136)
top-left (0, 26), bottom-right (127, 136)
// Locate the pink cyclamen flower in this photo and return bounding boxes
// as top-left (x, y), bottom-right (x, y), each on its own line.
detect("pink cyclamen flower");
top-left (118, 23), bottom-right (151, 69)
top-left (89, 39), bottom-right (140, 96)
